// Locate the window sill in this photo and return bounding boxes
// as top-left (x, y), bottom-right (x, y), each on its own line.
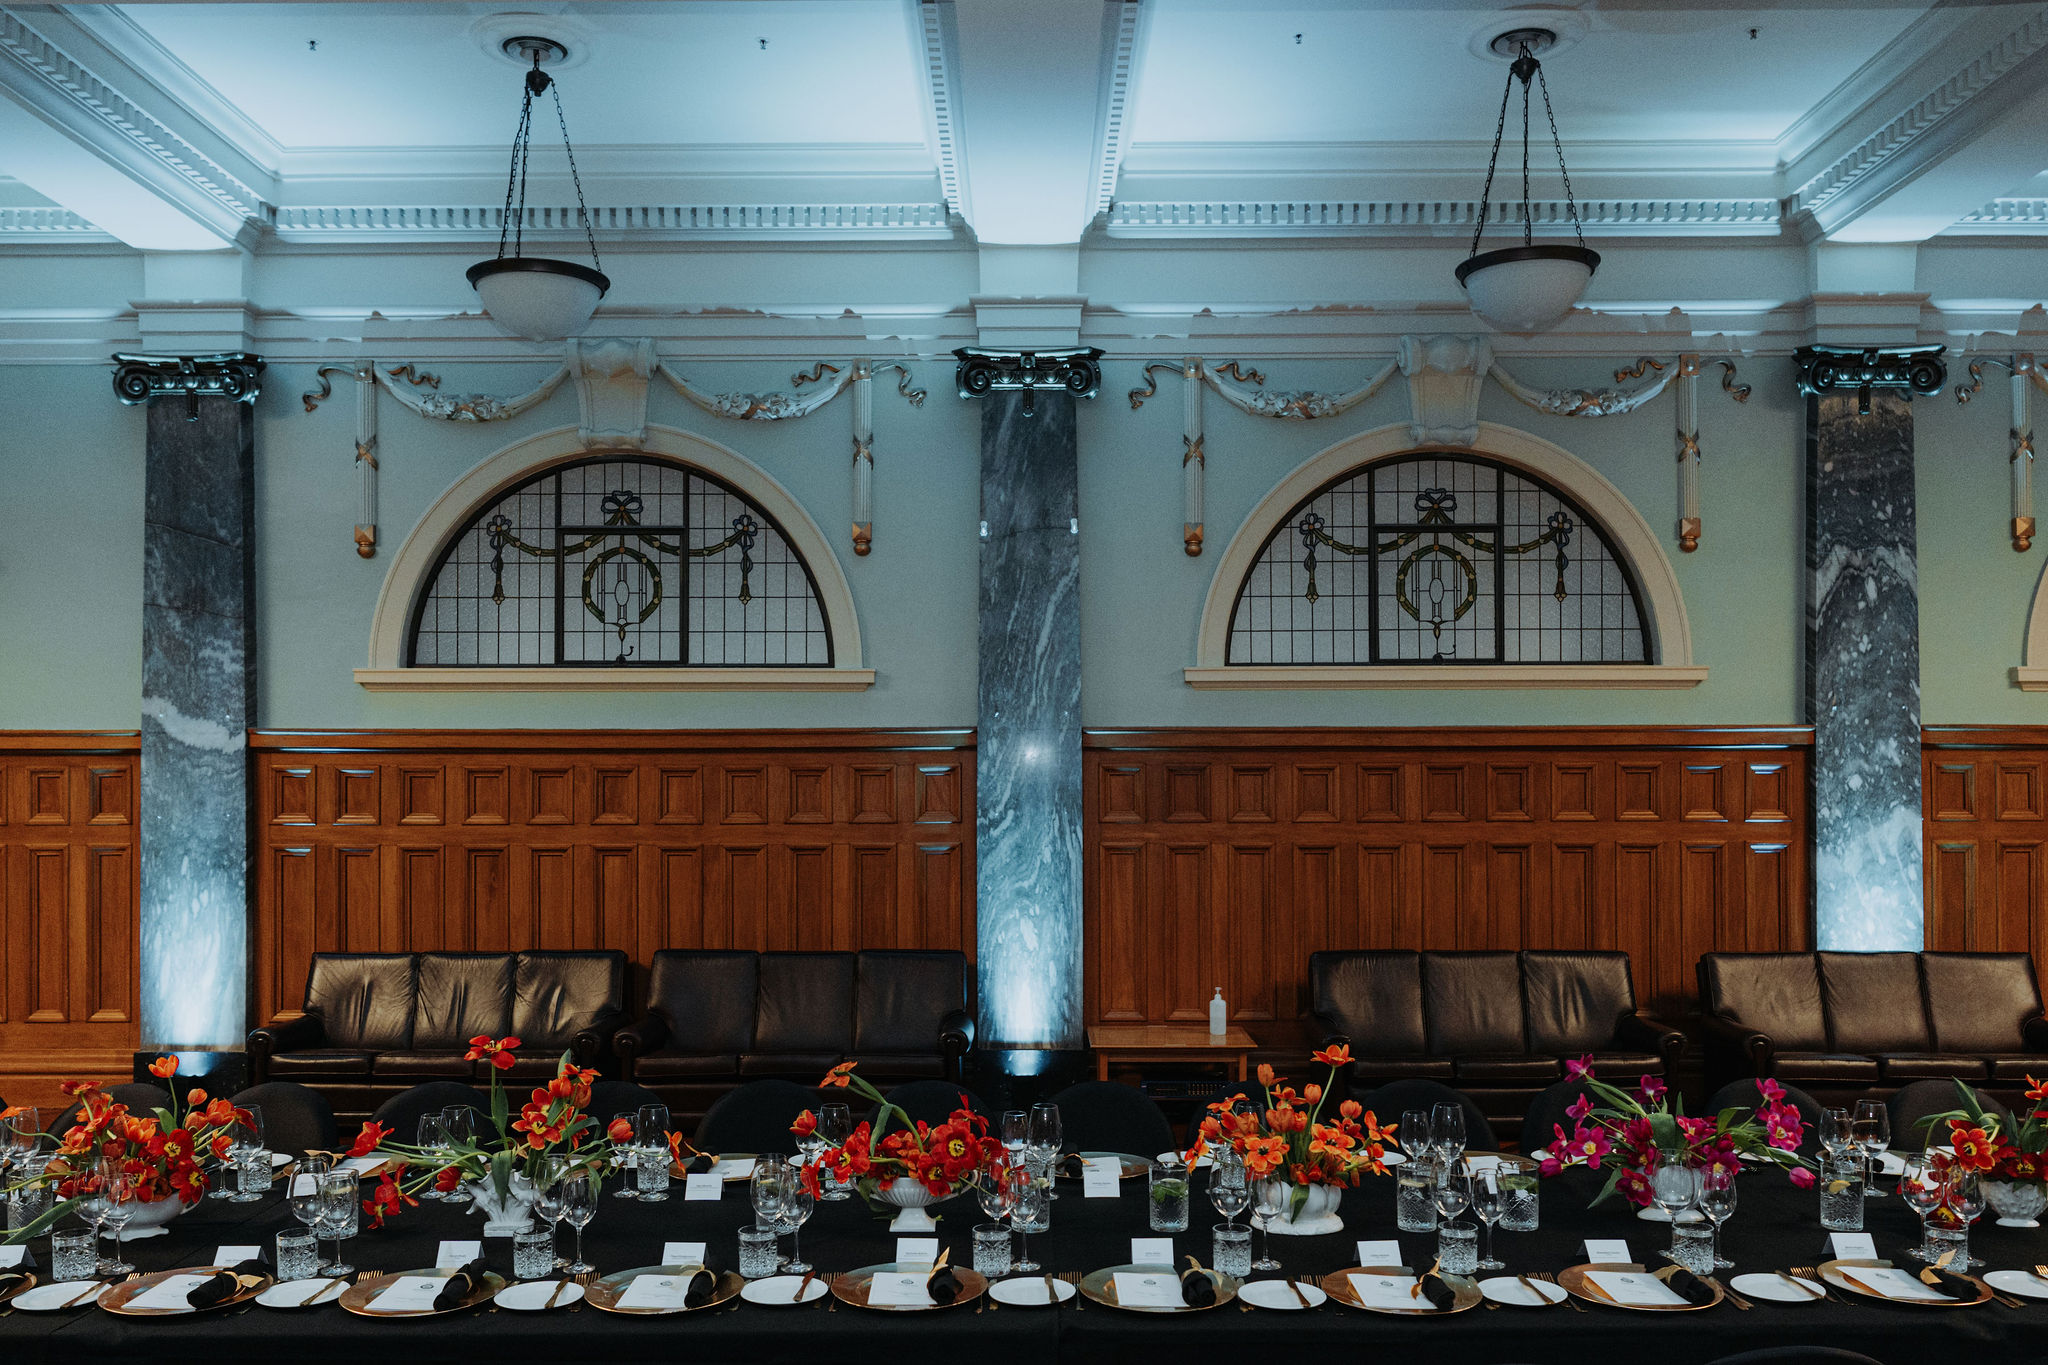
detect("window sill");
top-left (1183, 664), bottom-right (1708, 690)
top-left (2013, 666), bottom-right (2048, 691)
top-left (355, 667), bottom-right (877, 692)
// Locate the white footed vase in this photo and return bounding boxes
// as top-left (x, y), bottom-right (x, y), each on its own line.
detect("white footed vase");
top-left (116, 1195), bottom-right (188, 1240)
top-left (1987, 1179), bottom-right (2048, 1228)
top-left (463, 1171), bottom-right (538, 1237)
top-left (876, 1178), bottom-right (944, 1233)
top-left (1258, 1179), bottom-right (1344, 1236)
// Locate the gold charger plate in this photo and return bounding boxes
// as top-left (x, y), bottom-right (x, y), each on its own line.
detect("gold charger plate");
top-left (339, 1268), bottom-right (505, 1318)
top-left (99, 1266), bottom-right (269, 1317)
top-left (1819, 1259), bottom-right (1991, 1308)
top-left (584, 1266), bottom-right (744, 1315)
top-left (1059, 1152), bottom-right (1148, 1180)
top-left (1557, 1263), bottom-right (1722, 1312)
top-left (0, 1272), bottom-right (36, 1306)
top-left (1078, 1263), bottom-right (1239, 1313)
top-left (1318, 1265), bottom-right (1481, 1315)
top-left (830, 1261), bottom-right (988, 1311)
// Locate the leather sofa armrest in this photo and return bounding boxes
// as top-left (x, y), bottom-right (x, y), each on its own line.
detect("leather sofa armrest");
top-left (248, 1014), bottom-right (325, 1081)
top-left (1615, 1010), bottom-right (1686, 1072)
top-left (2024, 1015), bottom-right (2048, 1053)
top-left (1309, 1012), bottom-right (1350, 1054)
top-left (939, 1009), bottom-right (976, 1079)
top-left (1698, 1012), bottom-right (1774, 1074)
top-left (612, 1014), bottom-right (670, 1063)
top-left (572, 1007), bottom-right (628, 1068)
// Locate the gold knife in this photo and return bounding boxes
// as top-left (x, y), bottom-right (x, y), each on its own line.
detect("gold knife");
top-left (59, 1283), bottom-right (103, 1309)
top-left (1287, 1277), bottom-right (1310, 1309)
top-left (1044, 1273), bottom-right (1058, 1306)
top-left (1776, 1270), bottom-right (1820, 1301)
top-left (307, 1278), bottom-right (348, 1306)
top-left (542, 1279), bottom-right (568, 1310)
top-left (795, 1268), bottom-right (817, 1304)
top-left (1515, 1273), bottom-right (1547, 1305)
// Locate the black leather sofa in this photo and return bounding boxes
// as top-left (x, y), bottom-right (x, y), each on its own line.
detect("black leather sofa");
top-left (1698, 951), bottom-right (2048, 1103)
top-left (613, 950), bottom-right (974, 1127)
top-left (249, 951), bottom-right (626, 1122)
top-left (1309, 949), bottom-right (1684, 1141)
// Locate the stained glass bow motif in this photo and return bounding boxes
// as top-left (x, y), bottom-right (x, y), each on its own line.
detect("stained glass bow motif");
top-left (1297, 487), bottom-right (1574, 659)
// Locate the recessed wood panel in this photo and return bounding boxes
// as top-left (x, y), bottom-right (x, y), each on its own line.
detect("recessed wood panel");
top-left (1488, 765), bottom-right (1531, 821)
top-left (86, 769), bottom-right (129, 826)
top-left (1744, 763), bottom-right (1790, 823)
top-left (462, 767), bottom-right (509, 825)
top-left (1093, 843), bottom-right (1145, 1022)
top-left (337, 769), bottom-right (379, 824)
top-left (1358, 765), bottom-right (1403, 822)
top-left (657, 768), bottom-right (703, 825)
top-left (851, 767), bottom-right (896, 823)
top-left (26, 771), bottom-right (66, 824)
top-left (1618, 764), bottom-right (1660, 820)
top-left (1422, 766), bottom-right (1467, 821)
top-left (1099, 766), bottom-right (1144, 823)
top-left (1997, 764), bottom-right (2041, 821)
top-left (1552, 764), bottom-right (1596, 821)
top-left (1294, 765), bottom-right (1338, 823)
top-left (398, 767), bottom-right (444, 825)
top-left (723, 767), bottom-right (767, 825)
top-left (914, 765), bottom-right (960, 825)
top-left (594, 768), bottom-right (638, 824)
top-left (272, 768), bottom-right (315, 825)
top-left (528, 768), bottom-right (574, 825)
top-left (1228, 766), bottom-right (1273, 822)
top-left (1165, 765), bottom-right (1210, 822)
top-left (1929, 764), bottom-right (1976, 821)
top-left (1925, 734), bottom-right (2048, 957)
top-left (785, 767), bottom-right (830, 825)
top-left (1682, 764), bottom-right (1727, 821)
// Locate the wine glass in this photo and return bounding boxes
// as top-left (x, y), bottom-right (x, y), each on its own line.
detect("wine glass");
top-left (225, 1104), bottom-right (266, 1202)
top-left (317, 1169), bottom-right (359, 1277)
top-left (1470, 1167), bottom-right (1505, 1270)
top-left (750, 1151), bottom-right (788, 1235)
top-left (1028, 1104), bottom-right (1063, 1199)
top-left (91, 1161), bottom-right (137, 1276)
top-left (529, 1155), bottom-right (567, 1270)
top-left (976, 1163), bottom-right (1017, 1225)
top-left (1010, 1164), bottom-right (1048, 1274)
top-left (415, 1113), bottom-right (450, 1201)
top-left (441, 1108), bottom-right (477, 1205)
top-left (1698, 1164), bottom-right (1737, 1269)
top-left (288, 1154), bottom-right (334, 1271)
top-left (1818, 1108), bottom-right (1853, 1159)
top-left (1250, 1178), bottom-right (1287, 1272)
top-left (776, 1167), bottom-right (815, 1274)
top-left (817, 1103), bottom-right (853, 1200)
top-left (1209, 1149), bottom-right (1250, 1229)
top-left (1000, 1109), bottom-right (1028, 1162)
top-left (1400, 1108), bottom-right (1431, 1159)
top-left (610, 1113), bottom-right (640, 1199)
top-left (1433, 1163), bottom-right (1473, 1228)
top-left (1900, 1154), bottom-right (1945, 1262)
top-left (1852, 1100), bottom-right (1890, 1198)
top-left (559, 1168), bottom-right (598, 1275)
top-left (1650, 1151), bottom-right (1700, 1225)
top-left (1430, 1103), bottom-right (1467, 1164)
top-left (1944, 1169), bottom-right (1986, 1269)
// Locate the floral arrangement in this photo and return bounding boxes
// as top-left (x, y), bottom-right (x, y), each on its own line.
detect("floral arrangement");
top-left (1193, 1045), bottom-right (1396, 1203)
top-left (341, 1034), bottom-right (617, 1227)
top-left (2, 1055), bottom-right (251, 1241)
top-left (793, 1062), bottom-right (1001, 1203)
top-left (1537, 1058), bottom-right (1812, 1207)
top-left (1928, 1075), bottom-right (2048, 1184)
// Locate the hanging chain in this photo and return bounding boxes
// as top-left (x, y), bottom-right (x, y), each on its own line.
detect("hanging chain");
top-left (1519, 48), bottom-right (1533, 246)
top-left (1534, 61), bottom-right (1587, 252)
top-left (550, 81), bottom-right (603, 274)
top-left (497, 59), bottom-right (539, 259)
top-left (1468, 60), bottom-right (1517, 259)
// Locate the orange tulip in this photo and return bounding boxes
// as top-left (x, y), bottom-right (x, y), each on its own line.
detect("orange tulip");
top-left (148, 1055), bottom-right (178, 1079)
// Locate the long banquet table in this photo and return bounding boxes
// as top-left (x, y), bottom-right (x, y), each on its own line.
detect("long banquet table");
top-left (7, 1159), bottom-right (2048, 1365)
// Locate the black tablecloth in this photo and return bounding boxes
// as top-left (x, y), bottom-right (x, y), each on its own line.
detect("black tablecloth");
top-left (7, 1161), bottom-right (2048, 1365)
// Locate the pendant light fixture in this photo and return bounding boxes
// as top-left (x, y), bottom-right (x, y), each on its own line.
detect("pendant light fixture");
top-left (467, 36), bottom-right (609, 342)
top-left (1455, 28), bottom-right (1599, 334)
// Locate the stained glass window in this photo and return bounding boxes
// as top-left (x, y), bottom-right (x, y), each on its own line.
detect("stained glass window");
top-left (1226, 453), bottom-right (1649, 665)
top-left (408, 455), bottom-right (832, 667)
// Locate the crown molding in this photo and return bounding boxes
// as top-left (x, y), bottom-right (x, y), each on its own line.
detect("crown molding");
top-left (1772, 2), bottom-right (1980, 166)
top-left (1088, 0), bottom-right (1143, 222)
top-left (0, 205), bottom-right (109, 238)
top-left (270, 201), bottom-right (957, 243)
top-left (1104, 198), bottom-right (1783, 239)
top-left (1946, 198), bottom-right (2048, 235)
top-left (910, 0), bottom-right (970, 226)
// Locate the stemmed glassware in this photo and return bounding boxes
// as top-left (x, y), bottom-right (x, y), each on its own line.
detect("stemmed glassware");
top-left (1001, 1110), bottom-right (1028, 1163)
top-left (636, 1104), bottom-right (671, 1201)
top-left (289, 1154), bottom-right (334, 1272)
top-left (751, 1150), bottom-right (788, 1243)
top-left (1852, 1100), bottom-right (1891, 1198)
top-left (89, 1160), bottom-right (137, 1276)
top-left (1698, 1163), bottom-right (1737, 1268)
top-left (1650, 1151), bottom-right (1701, 1240)
top-left (1010, 1164), bottom-right (1048, 1274)
top-left (1942, 1169), bottom-right (1986, 1269)
top-left (1250, 1177), bottom-right (1287, 1272)
top-left (1433, 1163), bottom-right (1473, 1231)
top-left (225, 1105), bottom-right (266, 1203)
top-left (317, 1168), bottom-right (359, 1278)
top-left (1400, 1108), bottom-right (1431, 1159)
top-left (776, 1165), bottom-right (815, 1275)
top-left (530, 1155), bottom-right (568, 1270)
top-left (1819, 1108), bottom-right (1853, 1162)
top-left (1900, 1153), bottom-right (1945, 1261)
top-left (440, 1108), bottom-right (476, 1205)
top-left (1209, 1148), bottom-right (1250, 1233)
top-left (817, 1103), bottom-right (853, 1200)
top-left (1470, 1167), bottom-right (1505, 1270)
top-left (416, 1113), bottom-right (450, 1200)
top-left (559, 1167), bottom-right (598, 1275)
top-left (1028, 1104), bottom-right (1063, 1199)
top-left (1430, 1103), bottom-right (1468, 1165)
top-left (610, 1113), bottom-right (640, 1199)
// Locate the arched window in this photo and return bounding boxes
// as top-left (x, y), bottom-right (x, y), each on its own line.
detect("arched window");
top-left (409, 454), bottom-right (831, 668)
top-left (1227, 452), bottom-right (1648, 666)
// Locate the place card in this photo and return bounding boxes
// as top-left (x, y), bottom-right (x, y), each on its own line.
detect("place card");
top-left (1838, 1266), bottom-right (1951, 1302)
top-left (1130, 1237), bottom-right (1175, 1265)
top-left (1081, 1158), bottom-right (1120, 1197)
top-left (1586, 1270), bottom-right (1688, 1307)
top-left (1584, 1238), bottom-right (1632, 1264)
top-left (214, 1245), bottom-right (261, 1266)
top-left (0, 1245), bottom-right (29, 1268)
top-left (895, 1238), bottom-right (940, 1266)
top-left (867, 1271), bottom-right (935, 1307)
top-left (1347, 1273), bottom-right (1432, 1311)
top-left (661, 1241), bottom-right (706, 1267)
top-left (436, 1241), bottom-right (482, 1269)
top-left (683, 1173), bottom-right (723, 1201)
top-left (369, 1276), bottom-right (446, 1314)
top-left (1110, 1271), bottom-right (1185, 1308)
top-left (615, 1274), bottom-right (691, 1311)
top-left (1356, 1240), bottom-right (1404, 1267)
top-left (1830, 1233), bottom-right (1878, 1262)
top-left (128, 1273), bottom-right (215, 1311)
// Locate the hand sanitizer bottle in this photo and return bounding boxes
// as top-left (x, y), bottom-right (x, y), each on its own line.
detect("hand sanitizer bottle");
top-left (1208, 986), bottom-right (1227, 1036)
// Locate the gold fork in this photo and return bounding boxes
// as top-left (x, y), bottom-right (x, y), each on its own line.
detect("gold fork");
top-left (1791, 1267), bottom-right (1842, 1304)
top-left (1061, 1271), bottom-right (1084, 1310)
top-left (1534, 1272), bottom-right (1583, 1313)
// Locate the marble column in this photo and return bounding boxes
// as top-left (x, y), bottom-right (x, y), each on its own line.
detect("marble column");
top-left (1801, 346), bottom-right (1942, 951)
top-left (116, 353), bottom-right (263, 1049)
top-left (969, 365), bottom-right (1088, 1050)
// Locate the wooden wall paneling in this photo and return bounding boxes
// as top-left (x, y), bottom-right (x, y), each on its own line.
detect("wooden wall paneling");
top-left (251, 731), bottom-right (976, 1022)
top-left (1923, 731), bottom-right (2048, 959)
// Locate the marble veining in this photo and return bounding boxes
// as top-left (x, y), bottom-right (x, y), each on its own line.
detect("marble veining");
top-left (1806, 390), bottom-right (1922, 952)
top-left (139, 398), bottom-right (254, 1049)
top-left (977, 391), bottom-right (1084, 1049)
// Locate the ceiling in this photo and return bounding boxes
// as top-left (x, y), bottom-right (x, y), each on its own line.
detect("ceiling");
top-left (0, 0), bottom-right (2043, 252)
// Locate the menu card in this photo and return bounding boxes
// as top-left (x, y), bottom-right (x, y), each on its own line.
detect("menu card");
top-left (339, 1156), bottom-right (383, 1176)
top-left (896, 1238), bottom-right (940, 1265)
top-left (1347, 1272), bottom-right (1432, 1311)
top-left (1110, 1271), bottom-right (1185, 1308)
top-left (436, 1241), bottom-right (481, 1269)
top-left (1584, 1239), bottom-right (1632, 1264)
top-left (213, 1245), bottom-right (261, 1266)
top-left (1838, 1266), bottom-right (1952, 1302)
top-left (1130, 1238), bottom-right (1175, 1265)
top-left (127, 1274), bottom-right (214, 1311)
top-left (368, 1276), bottom-right (447, 1314)
top-left (1356, 1240), bottom-right (1403, 1267)
top-left (1081, 1158), bottom-right (1120, 1197)
top-left (616, 1274), bottom-right (692, 1310)
top-left (682, 1173), bottom-right (723, 1201)
top-left (1586, 1271), bottom-right (1688, 1307)
top-left (708, 1158), bottom-right (756, 1180)
top-left (867, 1272), bottom-right (935, 1307)
top-left (662, 1241), bottom-right (706, 1266)
top-left (1830, 1233), bottom-right (1878, 1261)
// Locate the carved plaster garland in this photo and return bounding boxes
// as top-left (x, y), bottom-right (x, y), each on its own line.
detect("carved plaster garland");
top-left (1955, 354), bottom-right (2043, 551)
top-left (1129, 335), bottom-right (1748, 556)
top-left (303, 341), bottom-right (923, 558)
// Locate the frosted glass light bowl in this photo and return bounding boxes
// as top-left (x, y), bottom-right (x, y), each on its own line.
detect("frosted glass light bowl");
top-left (467, 257), bottom-right (608, 341)
top-left (1456, 244), bottom-right (1599, 333)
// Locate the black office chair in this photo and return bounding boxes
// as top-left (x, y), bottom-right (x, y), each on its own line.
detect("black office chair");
top-left (1354, 1080), bottom-right (1496, 1155)
top-left (587, 1080), bottom-right (671, 1136)
top-left (1703, 1349), bottom-right (1885, 1365)
top-left (870, 1080), bottom-right (994, 1132)
top-left (1888, 1079), bottom-right (2012, 1148)
top-left (1045, 1082), bottom-right (1174, 1156)
top-left (1706, 1077), bottom-right (1827, 1157)
top-left (369, 1082), bottom-right (496, 1147)
top-left (228, 1082), bottom-right (337, 1158)
top-left (1518, 1078), bottom-right (1599, 1154)
top-left (694, 1080), bottom-right (823, 1156)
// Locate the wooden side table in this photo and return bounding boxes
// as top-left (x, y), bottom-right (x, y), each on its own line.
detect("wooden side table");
top-left (1086, 1023), bottom-right (1259, 1082)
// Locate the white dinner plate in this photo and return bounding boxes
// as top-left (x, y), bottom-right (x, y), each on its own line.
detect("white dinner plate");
top-left (741, 1275), bottom-right (830, 1306)
top-left (270, 1151), bottom-right (294, 1168)
top-left (1478, 1275), bottom-right (1566, 1307)
top-left (256, 1278), bottom-right (350, 1309)
top-left (988, 1276), bottom-right (1076, 1307)
top-left (1237, 1278), bottom-right (1328, 1310)
top-left (11, 1282), bottom-right (108, 1311)
top-left (1729, 1273), bottom-right (1827, 1304)
top-left (493, 1280), bottom-right (585, 1311)
top-left (1984, 1271), bottom-right (2048, 1300)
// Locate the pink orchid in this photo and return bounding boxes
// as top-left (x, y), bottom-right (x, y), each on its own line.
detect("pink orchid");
top-left (1566, 1094), bottom-right (1594, 1122)
top-left (1788, 1166), bottom-right (1816, 1189)
top-left (1637, 1075), bottom-right (1667, 1104)
top-left (1565, 1055), bottom-right (1596, 1082)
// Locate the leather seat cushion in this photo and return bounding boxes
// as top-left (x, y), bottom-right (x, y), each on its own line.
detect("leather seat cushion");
top-left (645, 952), bottom-right (758, 1054)
top-left (1771, 1052), bottom-right (1880, 1083)
top-left (497, 1055), bottom-right (577, 1082)
top-left (1878, 1053), bottom-right (1991, 1082)
top-left (1454, 1054), bottom-right (1561, 1083)
top-left (1701, 954), bottom-right (1828, 1050)
top-left (413, 953), bottom-right (515, 1049)
top-left (738, 1051), bottom-right (845, 1078)
top-left (1524, 952), bottom-right (1636, 1054)
top-left (632, 1052), bottom-right (741, 1081)
top-left (1983, 1054), bottom-right (2048, 1081)
top-left (754, 955), bottom-right (855, 1056)
top-left (372, 1052), bottom-right (474, 1079)
top-left (513, 951), bottom-right (623, 1049)
top-left (1311, 952), bottom-right (1426, 1055)
top-left (1923, 953), bottom-right (2045, 1053)
top-left (1344, 1056), bottom-right (1455, 1082)
top-left (1820, 952), bottom-right (1931, 1053)
top-left (1423, 953), bottom-right (1526, 1054)
top-left (305, 954), bottom-right (416, 1051)
top-left (854, 952), bottom-right (965, 1054)
top-left (268, 1050), bottom-right (374, 1079)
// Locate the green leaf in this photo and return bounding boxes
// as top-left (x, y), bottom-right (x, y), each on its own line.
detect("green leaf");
top-left (491, 1148), bottom-right (514, 1206)
top-left (1646, 1112), bottom-right (1681, 1149)
top-left (1585, 1168), bottom-right (1623, 1209)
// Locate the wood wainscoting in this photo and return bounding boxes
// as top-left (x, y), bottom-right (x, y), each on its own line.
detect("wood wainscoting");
top-left (0, 733), bottom-right (140, 1110)
top-left (1924, 727), bottom-right (2048, 955)
top-left (251, 730), bottom-right (976, 1022)
top-left (1083, 727), bottom-right (1813, 1031)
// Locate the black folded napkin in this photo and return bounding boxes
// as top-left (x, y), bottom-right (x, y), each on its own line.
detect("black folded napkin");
top-left (224, 1249), bottom-right (273, 1280)
top-left (1178, 1257), bottom-right (1217, 1308)
top-left (1407, 1262), bottom-right (1456, 1310)
top-left (926, 1261), bottom-right (963, 1305)
top-left (1921, 1265), bottom-right (1975, 1299)
top-left (184, 1269), bottom-right (249, 1311)
top-left (433, 1257), bottom-right (490, 1311)
top-left (685, 1152), bottom-right (716, 1175)
top-left (1659, 1265), bottom-right (1717, 1306)
top-left (683, 1268), bottom-right (718, 1308)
